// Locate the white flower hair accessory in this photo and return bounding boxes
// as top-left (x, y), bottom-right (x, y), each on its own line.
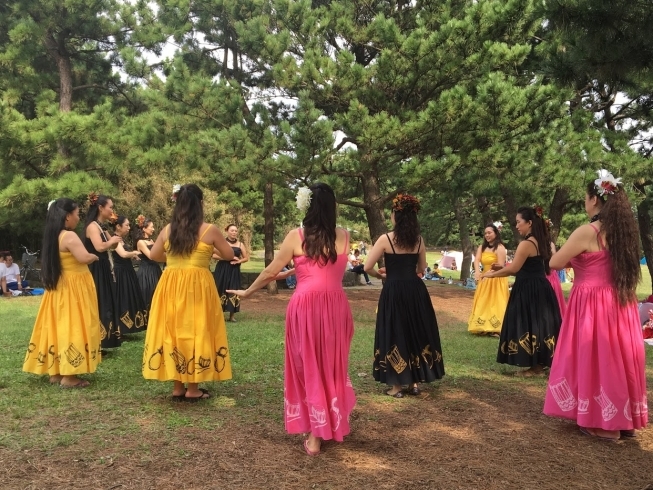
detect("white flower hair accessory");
top-left (492, 221), bottom-right (503, 230)
top-left (296, 186), bottom-right (313, 213)
top-left (171, 184), bottom-right (181, 202)
top-left (594, 169), bottom-right (622, 196)
top-left (47, 200), bottom-right (56, 211)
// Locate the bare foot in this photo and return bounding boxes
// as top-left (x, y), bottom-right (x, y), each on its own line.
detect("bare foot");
top-left (513, 367), bottom-right (544, 377)
top-left (49, 375), bottom-right (63, 384)
top-left (580, 427), bottom-right (620, 441)
top-left (59, 376), bottom-right (90, 388)
top-left (305, 434), bottom-right (321, 455)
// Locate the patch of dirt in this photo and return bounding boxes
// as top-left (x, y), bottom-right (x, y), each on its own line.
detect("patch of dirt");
top-left (1, 285), bottom-right (651, 490)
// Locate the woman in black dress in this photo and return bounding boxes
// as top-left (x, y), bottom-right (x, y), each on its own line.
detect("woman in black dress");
top-left (134, 216), bottom-right (162, 310)
top-left (213, 224), bottom-right (249, 322)
top-left (483, 206), bottom-right (562, 376)
top-left (112, 216), bottom-right (148, 335)
top-left (84, 194), bottom-right (123, 349)
top-left (364, 194), bottom-right (445, 397)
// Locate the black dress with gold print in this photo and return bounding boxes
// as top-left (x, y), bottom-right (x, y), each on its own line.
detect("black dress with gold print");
top-left (84, 227), bottom-right (121, 349)
top-left (496, 255), bottom-right (561, 367)
top-left (113, 251), bottom-right (148, 335)
top-left (213, 246), bottom-right (242, 314)
top-left (373, 236), bottom-right (445, 385)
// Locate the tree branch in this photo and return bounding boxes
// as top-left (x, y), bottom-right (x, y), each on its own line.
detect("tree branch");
top-left (337, 198), bottom-right (366, 209)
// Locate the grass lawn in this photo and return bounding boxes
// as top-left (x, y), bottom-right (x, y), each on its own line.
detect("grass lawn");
top-left (1, 285), bottom-right (652, 489)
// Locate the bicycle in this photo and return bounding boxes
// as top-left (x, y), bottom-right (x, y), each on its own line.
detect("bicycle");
top-left (20, 245), bottom-right (41, 283)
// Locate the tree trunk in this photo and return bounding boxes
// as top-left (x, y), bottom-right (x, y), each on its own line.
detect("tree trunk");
top-left (477, 196), bottom-right (492, 235)
top-left (264, 181), bottom-right (278, 294)
top-left (44, 31), bottom-right (72, 158)
top-left (548, 187), bottom-right (570, 244)
top-left (453, 198), bottom-right (474, 282)
top-left (500, 185), bottom-right (521, 245)
top-left (635, 185), bottom-right (653, 295)
top-left (361, 169), bottom-right (389, 243)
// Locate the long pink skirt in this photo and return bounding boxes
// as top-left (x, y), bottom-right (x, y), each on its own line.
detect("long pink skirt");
top-left (546, 270), bottom-right (567, 320)
top-left (284, 290), bottom-right (356, 441)
top-left (544, 286), bottom-right (648, 430)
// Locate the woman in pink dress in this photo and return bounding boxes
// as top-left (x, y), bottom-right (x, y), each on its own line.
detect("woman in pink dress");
top-left (228, 183), bottom-right (356, 456)
top-left (546, 242), bottom-right (567, 320)
top-left (544, 170), bottom-right (648, 441)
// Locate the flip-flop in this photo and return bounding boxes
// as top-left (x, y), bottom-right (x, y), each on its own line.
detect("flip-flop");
top-left (60, 379), bottom-right (90, 389)
top-left (171, 389), bottom-right (187, 402)
top-left (385, 389), bottom-right (404, 398)
top-left (620, 430), bottom-right (636, 438)
top-left (408, 386), bottom-right (421, 396)
top-left (184, 389), bottom-right (211, 402)
top-left (579, 427), bottom-right (619, 442)
top-left (303, 439), bottom-right (320, 456)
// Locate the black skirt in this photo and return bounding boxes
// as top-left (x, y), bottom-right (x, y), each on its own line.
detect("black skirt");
top-left (137, 251), bottom-right (162, 310)
top-left (213, 246), bottom-right (242, 314)
top-left (113, 254), bottom-right (148, 335)
top-left (497, 256), bottom-right (562, 368)
top-left (373, 252), bottom-right (445, 385)
top-left (85, 237), bottom-right (121, 349)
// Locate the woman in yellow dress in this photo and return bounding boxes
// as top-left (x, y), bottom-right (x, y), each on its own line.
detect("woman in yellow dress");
top-left (468, 223), bottom-right (509, 336)
top-left (142, 184), bottom-right (235, 401)
top-left (23, 198), bottom-right (102, 388)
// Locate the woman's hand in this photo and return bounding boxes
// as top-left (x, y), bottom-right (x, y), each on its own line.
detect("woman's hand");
top-left (491, 263), bottom-right (503, 271)
top-left (108, 235), bottom-right (123, 248)
top-left (226, 289), bottom-right (249, 299)
top-left (474, 271), bottom-right (481, 281)
top-left (230, 259), bottom-right (241, 265)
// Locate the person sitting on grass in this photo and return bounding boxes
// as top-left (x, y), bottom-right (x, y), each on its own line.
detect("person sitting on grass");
top-left (347, 249), bottom-right (373, 285)
top-left (425, 263), bottom-right (443, 280)
top-left (1, 253), bottom-right (28, 295)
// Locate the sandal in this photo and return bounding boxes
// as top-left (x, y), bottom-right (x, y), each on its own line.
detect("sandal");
top-left (620, 430), bottom-right (636, 438)
top-left (60, 379), bottom-right (90, 389)
top-left (385, 389), bottom-right (404, 398)
top-left (184, 388), bottom-right (211, 402)
top-left (303, 439), bottom-right (320, 456)
top-left (171, 389), bottom-right (187, 402)
top-left (408, 386), bottom-right (421, 396)
top-left (579, 427), bottom-right (620, 442)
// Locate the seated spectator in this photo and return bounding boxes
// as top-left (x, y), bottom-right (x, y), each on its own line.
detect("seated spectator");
top-left (282, 261), bottom-right (297, 289)
top-left (425, 263), bottom-right (443, 280)
top-left (348, 249), bottom-right (372, 285)
top-left (1, 253), bottom-right (28, 294)
top-left (450, 258), bottom-right (457, 271)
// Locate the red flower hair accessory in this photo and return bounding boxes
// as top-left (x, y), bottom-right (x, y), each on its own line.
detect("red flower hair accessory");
top-left (88, 192), bottom-right (99, 206)
top-left (392, 194), bottom-right (421, 213)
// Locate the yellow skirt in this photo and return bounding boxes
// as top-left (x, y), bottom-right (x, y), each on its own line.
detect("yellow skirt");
top-left (142, 267), bottom-right (232, 383)
top-left (467, 276), bottom-right (509, 334)
top-left (23, 271), bottom-right (102, 376)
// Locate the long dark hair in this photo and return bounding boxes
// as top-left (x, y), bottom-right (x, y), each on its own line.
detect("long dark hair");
top-left (42, 198), bottom-right (78, 290)
top-left (84, 194), bottom-right (112, 229)
top-left (481, 224), bottom-right (504, 252)
top-left (169, 184), bottom-right (204, 256)
top-left (517, 206), bottom-right (552, 274)
top-left (587, 182), bottom-right (640, 305)
top-left (393, 211), bottom-right (421, 251)
top-left (302, 183), bottom-right (338, 264)
top-left (133, 217), bottom-right (153, 244)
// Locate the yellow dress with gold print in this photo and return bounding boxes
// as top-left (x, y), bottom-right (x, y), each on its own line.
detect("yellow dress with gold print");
top-left (467, 250), bottom-right (510, 334)
top-left (23, 231), bottom-right (102, 375)
top-left (142, 226), bottom-right (232, 383)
